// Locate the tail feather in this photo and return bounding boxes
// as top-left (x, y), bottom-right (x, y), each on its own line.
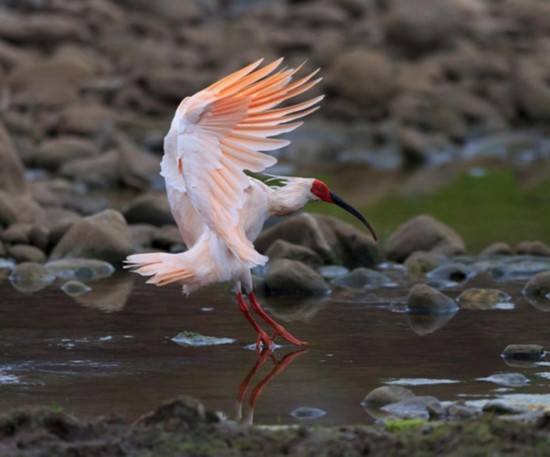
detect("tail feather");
top-left (125, 252), bottom-right (196, 287)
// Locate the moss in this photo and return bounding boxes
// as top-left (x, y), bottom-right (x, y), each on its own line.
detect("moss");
top-left (385, 418), bottom-right (426, 433)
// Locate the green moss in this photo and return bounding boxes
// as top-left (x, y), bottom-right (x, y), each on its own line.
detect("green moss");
top-left (385, 418), bottom-right (426, 433)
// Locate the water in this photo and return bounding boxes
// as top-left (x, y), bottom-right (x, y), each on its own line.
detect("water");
top-left (0, 274), bottom-right (549, 426)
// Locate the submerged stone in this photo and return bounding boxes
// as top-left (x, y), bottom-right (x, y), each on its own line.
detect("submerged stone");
top-left (9, 262), bottom-right (55, 293)
top-left (332, 267), bottom-right (393, 290)
top-left (457, 288), bottom-right (512, 310)
top-left (502, 344), bottom-right (545, 361)
top-left (61, 280), bottom-right (92, 296)
top-left (477, 373), bottom-right (530, 387)
top-left (290, 407), bottom-right (326, 420)
top-left (171, 331), bottom-right (235, 347)
top-left (45, 258), bottom-right (115, 280)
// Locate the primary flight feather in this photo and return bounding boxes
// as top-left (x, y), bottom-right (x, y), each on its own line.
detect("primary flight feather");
top-left (126, 59), bottom-right (377, 349)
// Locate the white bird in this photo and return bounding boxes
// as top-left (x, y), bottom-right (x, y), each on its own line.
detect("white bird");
top-left (125, 58), bottom-right (377, 349)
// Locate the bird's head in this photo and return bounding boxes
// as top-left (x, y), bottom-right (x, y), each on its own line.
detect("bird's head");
top-left (309, 179), bottom-right (378, 241)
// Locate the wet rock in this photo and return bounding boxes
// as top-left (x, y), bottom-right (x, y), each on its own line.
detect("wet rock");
top-left (332, 267), bottom-right (393, 290)
top-left (516, 241), bottom-right (550, 257)
top-left (362, 386), bottom-right (415, 408)
top-left (0, 121), bottom-right (27, 196)
top-left (446, 402), bottom-right (480, 420)
top-left (256, 213), bottom-right (382, 269)
top-left (123, 193), bottom-right (173, 226)
top-left (45, 258), bottom-right (115, 280)
top-left (61, 280), bottom-right (91, 296)
top-left (264, 259), bottom-right (330, 296)
top-left (385, 215), bottom-right (465, 262)
top-left (137, 395), bottom-right (215, 430)
top-left (404, 251), bottom-right (442, 277)
top-left (7, 244), bottom-right (46, 264)
top-left (290, 407), bottom-right (327, 420)
top-left (49, 210), bottom-right (132, 265)
top-left (478, 373), bottom-right (530, 387)
top-left (523, 272), bottom-right (550, 302)
top-left (427, 262), bottom-right (475, 282)
top-left (502, 344), bottom-right (545, 361)
top-left (406, 284), bottom-right (458, 314)
top-left (381, 396), bottom-right (442, 420)
top-left (266, 240), bottom-right (323, 269)
top-left (9, 262), bottom-right (55, 293)
top-left (489, 257), bottom-right (550, 281)
top-left (32, 136), bottom-right (99, 171)
top-left (318, 265), bottom-right (349, 280)
top-left (457, 288), bottom-right (512, 310)
top-left (407, 311), bottom-right (457, 336)
top-left (171, 331), bottom-right (235, 347)
top-left (483, 401), bottom-right (530, 416)
top-left (480, 242), bottom-right (513, 258)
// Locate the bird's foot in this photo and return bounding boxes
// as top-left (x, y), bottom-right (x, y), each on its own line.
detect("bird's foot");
top-left (270, 326), bottom-right (308, 347)
top-left (255, 330), bottom-right (273, 353)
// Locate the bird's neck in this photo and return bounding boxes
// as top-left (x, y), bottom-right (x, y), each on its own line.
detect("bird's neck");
top-left (268, 182), bottom-right (311, 217)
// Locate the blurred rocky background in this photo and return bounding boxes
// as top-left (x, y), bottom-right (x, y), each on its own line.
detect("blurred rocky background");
top-left (0, 0), bottom-right (549, 266)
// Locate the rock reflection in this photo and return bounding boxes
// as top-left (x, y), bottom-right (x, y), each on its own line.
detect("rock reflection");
top-left (233, 349), bottom-right (307, 425)
top-left (69, 274), bottom-right (134, 313)
top-left (263, 297), bottom-right (327, 323)
top-left (406, 310), bottom-right (458, 335)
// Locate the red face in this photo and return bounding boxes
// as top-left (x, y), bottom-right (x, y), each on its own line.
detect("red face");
top-left (310, 179), bottom-right (333, 202)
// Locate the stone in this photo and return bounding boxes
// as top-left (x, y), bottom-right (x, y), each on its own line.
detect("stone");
top-left (427, 263), bottom-right (476, 282)
top-left (256, 213), bottom-right (382, 269)
top-left (483, 401), bottom-right (530, 416)
top-left (332, 267), bottom-right (393, 290)
top-left (7, 244), bottom-right (46, 264)
top-left (381, 396), bottom-right (442, 420)
top-left (0, 192), bottom-right (17, 228)
top-left (9, 262), bottom-right (55, 293)
top-left (45, 258), bottom-right (115, 280)
top-left (56, 103), bottom-right (116, 136)
top-left (362, 386), bottom-right (415, 408)
top-left (385, 215), bottom-right (465, 262)
top-left (523, 272), bottom-right (550, 299)
top-left (480, 242), bottom-right (513, 258)
top-left (489, 257), bottom-right (550, 281)
top-left (265, 240), bottom-right (323, 269)
top-left (123, 193), bottom-right (173, 226)
top-left (516, 241), bottom-right (550, 257)
top-left (49, 210), bottom-right (132, 265)
top-left (171, 331), bottom-right (235, 347)
top-left (61, 280), bottom-right (92, 296)
top-left (458, 288), bottom-right (512, 310)
top-left (264, 259), bottom-right (330, 296)
top-left (32, 137), bottom-right (99, 171)
top-left (290, 407), bottom-right (327, 420)
top-left (406, 283), bottom-right (459, 314)
top-left (129, 224), bottom-right (157, 250)
top-left (502, 344), bottom-right (545, 361)
top-left (136, 395), bottom-right (214, 430)
top-left (477, 373), bottom-right (530, 387)
top-left (152, 225), bottom-right (182, 250)
top-left (446, 403), bottom-right (480, 420)
top-left (0, 121), bottom-right (27, 195)
top-left (60, 151), bottom-right (120, 188)
top-left (404, 251), bottom-right (443, 276)
top-left (117, 143), bottom-right (161, 190)
top-left (1, 223), bottom-right (49, 251)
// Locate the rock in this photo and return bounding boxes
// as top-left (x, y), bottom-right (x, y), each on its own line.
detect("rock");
top-left (332, 267), bottom-right (393, 290)
top-left (171, 331), bottom-right (235, 347)
top-left (385, 215), bottom-right (465, 262)
top-left (480, 242), bottom-right (513, 258)
top-left (483, 401), bottom-right (530, 416)
top-left (7, 244), bottom-right (46, 264)
top-left (362, 386), bottom-right (415, 408)
top-left (427, 262), bottom-right (475, 282)
top-left (45, 258), bottom-right (115, 280)
top-left (477, 373), bottom-right (530, 387)
top-left (516, 241), bottom-right (550, 257)
top-left (0, 121), bottom-right (27, 195)
top-left (32, 137), bottom-right (99, 170)
top-left (404, 251), bottom-right (442, 276)
top-left (489, 257), bottom-right (550, 281)
top-left (60, 150), bottom-right (120, 188)
top-left (152, 224), bottom-right (182, 251)
top-left (327, 49), bottom-right (396, 113)
top-left (458, 288), bottom-right (512, 310)
top-left (502, 344), bottom-right (545, 361)
top-left (9, 262), bottom-right (55, 293)
top-left (56, 103), bottom-right (116, 136)
top-left (406, 283), bottom-right (459, 314)
top-left (0, 192), bottom-right (17, 228)
top-left (446, 402), bottom-right (480, 420)
top-left (117, 0), bottom-right (201, 23)
top-left (137, 395), bottom-right (216, 430)
top-left (61, 280), bottom-right (92, 296)
top-left (129, 224), bottom-right (157, 250)
top-left (49, 210), bottom-right (132, 265)
top-left (318, 265), bottom-right (349, 280)
top-left (117, 143), bottom-right (161, 190)
top-left (266, 240), bottom-right (323, 269)
top-left (381, 396), bottom-right (442, 420)
top-left (290, 407), bottom-right (327, 420)
top-left (256, 213), bottom-right (382, 269)
top-left (515, 66), bottom-right (550, 123)
top-left (123, 193), bottom-right (174, 227)
top-left (1, 223), bottom-right (49, 251)
top-left (264, 259), bottom-right (330, 296)
top-left (523, 271), bottom-right (550, 300)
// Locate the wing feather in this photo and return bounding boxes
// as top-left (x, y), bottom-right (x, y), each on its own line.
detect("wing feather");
top-left (175, 59), bottom-right (322, 267)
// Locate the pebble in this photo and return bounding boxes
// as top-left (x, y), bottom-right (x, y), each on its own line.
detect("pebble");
top-left (45, 258), bottom-right (115, 280)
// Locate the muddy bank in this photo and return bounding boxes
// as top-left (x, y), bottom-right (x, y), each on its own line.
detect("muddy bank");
top-left (1, 396), bottom-right (549, 456)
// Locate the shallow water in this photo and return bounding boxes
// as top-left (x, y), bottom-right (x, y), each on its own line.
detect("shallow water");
top-left (1, 274), bottom-right (549, 426)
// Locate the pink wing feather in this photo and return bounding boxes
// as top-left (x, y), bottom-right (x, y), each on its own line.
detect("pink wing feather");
top-left (175, 59), bottom-right (322, 267)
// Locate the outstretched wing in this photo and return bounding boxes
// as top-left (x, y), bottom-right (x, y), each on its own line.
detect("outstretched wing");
top-left (174, 59), bottom-right (322, 267)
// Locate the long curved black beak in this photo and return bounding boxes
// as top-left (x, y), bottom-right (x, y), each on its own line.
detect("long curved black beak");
top-left (330, 192), bottom-right (378, 241)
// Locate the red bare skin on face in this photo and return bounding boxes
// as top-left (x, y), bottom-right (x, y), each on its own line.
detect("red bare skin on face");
top-left (310, 179), bottom-right (333, 202)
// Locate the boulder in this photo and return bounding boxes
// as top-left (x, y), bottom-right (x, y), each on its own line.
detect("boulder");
top-left (0, 121), bottom-right (27, 195)
top-left (256, 213), bottom-right (382, 269)
top-left (264, 259), bottom-right (330, 296)
top-left (49, 210), bottom-right (132, 265)
top-left (406, 283), bottom-right (459, 314)
top-left (124, 193), bottom-right (173, 226)
top-left (385, 215), bottom-right (465, 262)
top-left (265, 240), bottom-right (323, 269)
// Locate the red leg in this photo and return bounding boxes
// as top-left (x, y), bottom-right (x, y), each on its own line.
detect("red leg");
top-left (247, 292), bottom-right (309, 347)
top-left (236, 292), bottom-right (271, 351)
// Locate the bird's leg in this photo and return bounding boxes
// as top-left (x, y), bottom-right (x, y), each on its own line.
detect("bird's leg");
top-left (236, 291), bottom-right (271, 351)
top-left (247, 292), bottom-right (309, 346)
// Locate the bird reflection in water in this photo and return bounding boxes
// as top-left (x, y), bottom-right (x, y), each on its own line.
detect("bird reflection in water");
top-left (233, 348), bottom-right (307, 425)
